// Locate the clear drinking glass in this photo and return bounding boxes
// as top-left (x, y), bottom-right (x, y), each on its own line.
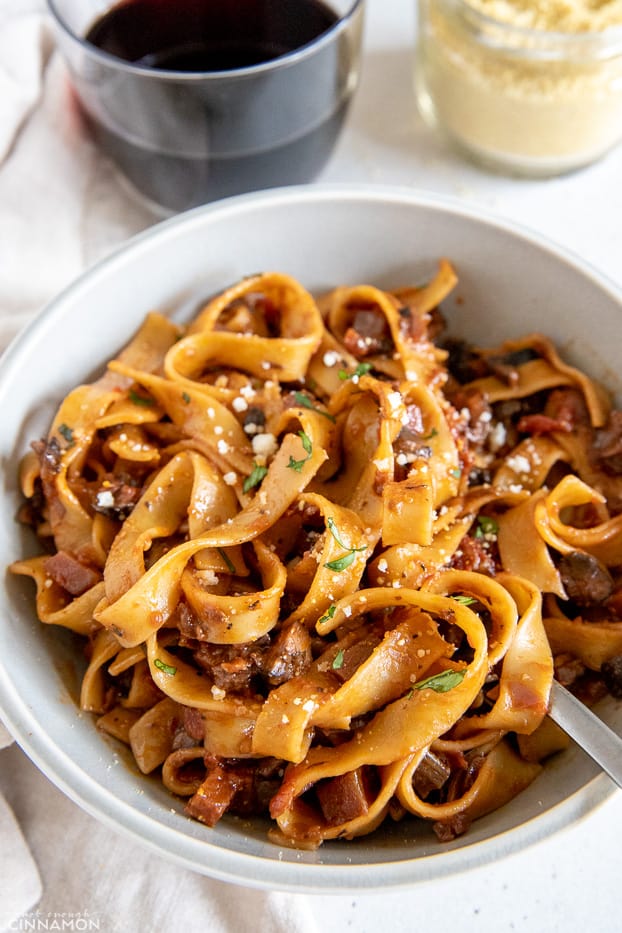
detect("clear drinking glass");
top-left (48, 0), bottom-right (365, 212)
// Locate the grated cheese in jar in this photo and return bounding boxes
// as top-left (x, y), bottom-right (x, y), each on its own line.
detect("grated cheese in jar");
top-left (415, 0), bottom-right (622, 175)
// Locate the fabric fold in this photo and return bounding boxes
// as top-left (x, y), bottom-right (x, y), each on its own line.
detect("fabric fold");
top-left (0, 730), bottom-right (43, 933)
top-left (0, 6), bottom-right (52, 164)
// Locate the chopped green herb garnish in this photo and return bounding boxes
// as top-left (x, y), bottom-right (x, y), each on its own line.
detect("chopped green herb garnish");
top-left (451, 595), bottom-right (477, 606)
top-left (287, 431), bottom-right (313, 472)
top-left (449, 467), bottom-right (462, 479)
top-left (332, 648), bottom-right (345, 670)
top-left (293, 391), bottom-right (336, 423)
top-left (325, 551), bottom-right (358, 572)
top-left (414, 669), bottom-right (466, 693)
top-left (318, 604), bottom-right (337, 626)
top-left (324, 517), bottom-right (366, 572)
top-left (129, 388), bottom-right (155, 407)
top-left (243, 461), bottom-right (268, 493)
top-left (338, 362), bottom-right (373, 381)
top-left (182, 391), bottom-right (191, 404)
top-left (326, 517), bottom-right (358, 551)
top-left (57, 423), bottom-right (75, 447)
top-left (422, 427), bottom-right (439, 440)
top-left (475, 515), bottom-right (499, 537)
top-left (217, 548), bottom-right (236, 574)
top-left (287, 456), bottom-right (304, 473)
top-left (154, 658), bottom-right (177, 676)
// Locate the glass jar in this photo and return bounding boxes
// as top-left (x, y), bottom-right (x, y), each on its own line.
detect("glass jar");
top-left (415, 0), bottom-right (622, 176)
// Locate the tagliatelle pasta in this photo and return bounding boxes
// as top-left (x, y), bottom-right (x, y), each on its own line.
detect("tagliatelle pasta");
top-left (12, 266), bottom-right (622, 848)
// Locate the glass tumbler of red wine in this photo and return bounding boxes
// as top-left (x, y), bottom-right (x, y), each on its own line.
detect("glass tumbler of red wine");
top-left (47, 0), bottom-right (365, 213)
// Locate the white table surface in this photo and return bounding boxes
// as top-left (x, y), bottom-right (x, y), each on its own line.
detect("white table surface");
top-left (4, 1), bottom-right (622, 930)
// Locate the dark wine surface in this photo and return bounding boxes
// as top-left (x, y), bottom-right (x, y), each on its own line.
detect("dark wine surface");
top-left (78, 0), bottom-right (357, 211)
top-left (86, 0), bottom-right (338, 71)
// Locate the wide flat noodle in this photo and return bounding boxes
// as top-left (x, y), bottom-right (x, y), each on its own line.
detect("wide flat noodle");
top-left (16, 262), bottom-right (622, 850)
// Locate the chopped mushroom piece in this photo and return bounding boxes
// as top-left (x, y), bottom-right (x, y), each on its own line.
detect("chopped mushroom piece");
top-left (558, 551), bottom-right (614, 606)
top-left (316, 767), bottom-right (375, 826)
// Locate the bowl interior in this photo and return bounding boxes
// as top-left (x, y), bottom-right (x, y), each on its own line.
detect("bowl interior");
top-left (1, 187), bottom-right (620, 891)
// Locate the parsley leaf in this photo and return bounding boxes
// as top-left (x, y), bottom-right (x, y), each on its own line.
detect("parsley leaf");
top-left (324, 517), bottom-right (366, 572)
top-left (243, 462), bottom-right (268, 493)
top-left (325, 551), bottom-right (357, 572)
top-left (332, 649), bottom-right (345, 670)
top-left (57, 423), bottom-right (75, 447)
top-left (414, 669), bottom-right (466, 693)
top-left (287, 456), bottom-right (305, 473)
top-left (318, 605), bottom-right (337, 626)
top-left (182, 391), bottom-right (191, 404)
top-left (217, 548), bottom-right (236, 574)
top-left (287, 431), bottom-right (313, 472)
top-left (129, 388), bottom-right (155, 407)
top-left (154, 658), bottom-right (177, 676)
top-left (451, 594), bottom-right (477, 606)
top-left (326, 517), bottom-right (358, 551)
top-left (338, 362), bottom-right (373, 381)
top-left (293, 391), bottom-right (336, 423)
top-left (475, 515), bottom-right (499, 537)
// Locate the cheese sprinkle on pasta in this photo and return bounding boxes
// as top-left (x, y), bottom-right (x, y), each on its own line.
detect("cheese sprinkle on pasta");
top-left (11, 266), bottom-right (622, 848)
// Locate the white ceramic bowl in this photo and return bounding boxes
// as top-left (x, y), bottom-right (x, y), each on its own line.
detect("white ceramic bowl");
top-left (1, 187), bottom-right (621, 892)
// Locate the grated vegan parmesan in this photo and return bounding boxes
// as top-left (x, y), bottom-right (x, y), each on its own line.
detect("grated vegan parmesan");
top-left (416, 0), bottom-right (622, 174)
top-left (464, 0), bottom-right (622, 33)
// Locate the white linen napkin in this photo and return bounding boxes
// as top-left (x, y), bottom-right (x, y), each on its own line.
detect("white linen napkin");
top-left (0, 3), bottom-right (316, 930)
top-left (0, 0), bottom-right (155, 351)
top-left (0, 725), bottom-right (42, 932)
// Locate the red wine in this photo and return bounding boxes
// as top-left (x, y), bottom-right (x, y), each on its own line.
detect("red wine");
top-left (86, 0), bottom-right (338, 72)
top-left (76, 0), bottom-right (359, 211)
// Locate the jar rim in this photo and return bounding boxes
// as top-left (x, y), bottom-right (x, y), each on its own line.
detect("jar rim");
top-left (442, 0), bottom-right (622, 59)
